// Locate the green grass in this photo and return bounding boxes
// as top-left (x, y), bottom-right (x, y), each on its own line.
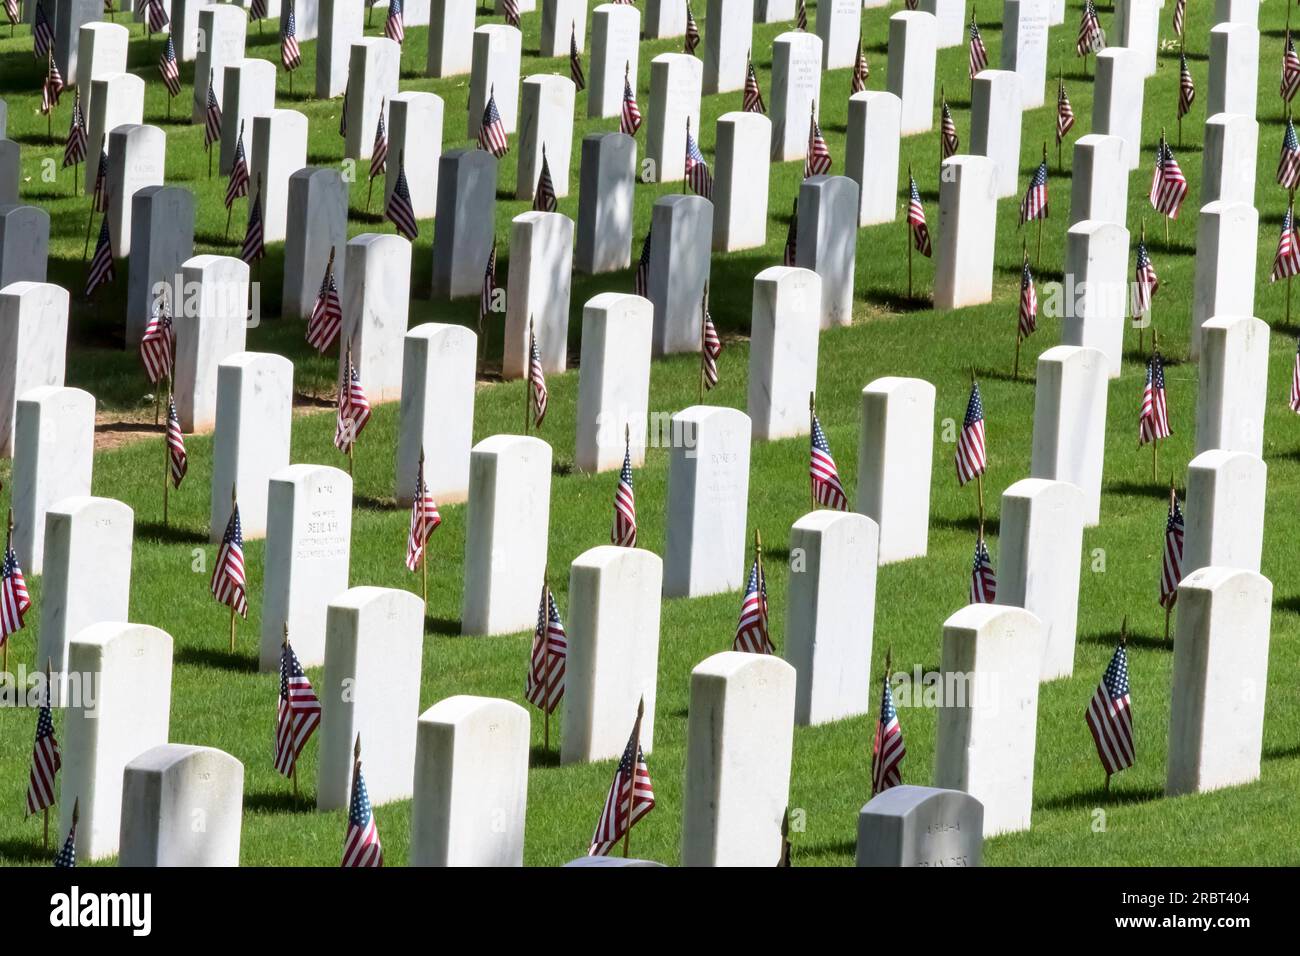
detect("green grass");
top-left (1, 3), bottom-right (1299, 866)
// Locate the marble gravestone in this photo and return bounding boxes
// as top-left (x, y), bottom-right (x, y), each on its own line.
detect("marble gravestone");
top-left (646, 53), bottom-right (703, 182)
top-left (1061, 220), bottom-right (1129, 378)
top-left (119, 745), bottom-right (244, 867)
top-left (663, 406), bottom-right (752, 598)
top-left (755, 0), bottom-right (794, 18)
top-left (467, 25), bottom-right (523, 139)
top-left (76, 22), bottom-right (129, 117)
top-left (702, 0), bottom-right (752, 95)
top-left (341, 233), bottom-right (410, 405)
top-left (517, 76), bottom-right (575, 203)
top-left (1183, 450), bottom-right (1266, 576)
top-left (260, 464), bottom-right (353, 671)
top-left (644, 0), bottom-right (686, 37)
top-left (431, 149), bottom-right (499, 299)
top-left (681, 653), bottom-right (796, 866)
top-left (0, 282), bottom-right (67, 459)
top-left (86, 72), bottom-right (144, 192)
top-left (219, 59), bottom-right (277, 177)
top-left (106, 124), bottom-right (166, 258)
top-left (249, 110), bottom-right (309, 245)
top-left (1190, 203), bottom-right (1258, 361)
top-left (818, 0), bottom-right (864, 67)
top-left (1092, 48), bottom-right (1144, 170)
top-left (12, 387), bottom-right (94, 576)
top-left (386, 93), bottom-right (444, 221)
top-left (53, 0), bottom-right (100, 83)
top-left (193, 6), bottom-right (247, 126)
top-left (934, 155), bottom-right (997, 310)
top-left (1069, 134), bottom-right (1128, 226)
top-left (1213, 0), bottom-right (1258, 25)
top-left (1195, 317), bottom-right (1268, 459)
top-left (576, 133), bottom-right (636, 274)
top-left (62, 623), bottom-right (173, 862)
top-left (283, 168), bottom-right (348, 321)
top-left (969, 70), bottom-right (1022, 199)
top-left (0, 142), bottom-right (15, 206)
top-left (174, 256), bottom-right (249, 433)
top-left (562, 547), bottom-right (664, 764)
top-left (845, 92), bottom-right (902, 227)
top-left (0, 206), bottom-right (49, 290)
top-left (461, 436), bottom-right (553, 636)
top-left (1208, 23), bottom-right (1258, 121)
top-left (770, 31), bottom-right (822, 163)
top-left (588, 4), bottom-right (639, 119)
top-left (343, 39), bottom-right (399, 162)
top-left (167, 0), bottom-right (206, 62)
top-left (713, 112), bottom-right (771, 252)
top-left (887, 11), bottom-right (938, 135)
top-left (282, 0), bottom-right (320, 41)
top-left (747, 266), bottom-right (821, 441)
top-left (795, 175), bottom-right (859, 329)
top-left (540, 0), bottom-right (587, 58)
top-left (647, 194), bottom-right (712, 355)
top-left (317, 0), bottom-right (364, 97)
top-left (575, 293), bottom-right (653, 474)
top-left (1166, 568), bottom-right (1272, 797)
top-left (1000, 0), bottom-right (1049, 108)
top-left (856, 786), bottom-right (984, 867)
top-left (427, 0), bottom-right (475, 78)
top-left (502, 212), bottom-right (574, 379)
top-left (1030, 346), bottom-right (1108, 527)
top-left (857, 377), bottom-right (936, 564)
top-left (127, 186), bottom-right (194, 347)
top-left (410, 696), bottom-right (531, 866)
top-left (934, 605), bottom-right (1044, 837)
top-left (318, 588), bottom-right (425, 810)
top-left (397, 324), bottom-right (477, 504)
top-left (1201, 114), bottom-right (1257, 207)
top-left (786, 511), bottom-right (879, 726)
top-left (919, 0), bottom-right (964, 48)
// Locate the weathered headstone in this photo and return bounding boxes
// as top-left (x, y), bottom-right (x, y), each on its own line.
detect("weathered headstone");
top-left (317, 0), bottom-right (364, 97)
top-left (397, 324), bottom-right (477, 504)
top-left (1183, 450), bottom-right (1266, 575)
top-left (343, 38), bottom-right (399, 161)
top-left (934, 605), bottom-right (1043, 836)
top-left (1069, 134), bottom-right (1128, 226)
top-left (127, 186), bottom-right (194, 347)
top-left (969, 70), bottom-right (1022, 199)
top-left (1061, 220), bottom-right (1129, 378)
top-left (119, 745), bottom-right (243, 867)
top-left (283, 168), bottom-right (348, 321)
top-left (588, 4), bottom-right (639, 118)
top-left (1030, 346), bottom-right (1108, 527)
top-left (174, 255), bottom-right (250, 433)
top-left (468, 25), bottom-right (523, 138)
top-left (795, 175), bottom-right (858, 329)
top-left (648, 194), bottom-right (712, 355)
top-left (576, 132), bottom-right (635, 274)
top-left (934, 155), bottom-right (997, 309)
top-left (410, 696), bottom-right (531, 866)
top-left (1091, 48), bottom-right (1144, 170)
top-left (1000, 0), bottom-right (1049, 107)
top-left (341, 233), bottom-right (410, 404)
top-left (702, 0), bottom-right (752, 94)
top-left (887, 11), bottom-right (938, 135)
top-left (86, 72), bottom-right (143, 192)
top-left (646, 53), bottom-right (703, 182)
top-left (193, 6), bottom-right (247, 125)
top-left (575, 293), bottom-right (652, 473)
top-left (0, 206), bottom-right (50, 290)
top-left (1190, 202), bottom-right (1258, 361)
top-left (318, 587), bottom-right (425, 809)
top-left (106, 123), bottom-right (165, 257)
top-left (770, 31), bottom-right (822, 162)
top-left (1207, 23), bottom-right (1258, 120)
top-left (219, 59), bottom-right (277, 177)
top-left (681, 652), bottom-right (796, 866)
top-left (427, 0), bottom-right (475, 77)
top-left (386, 92), bottom-right (444, 220)
top-left (713, 112), bottom-right (771, 251)
top-left (786, 510), bottom-right (879, 726)
top-left (747, 266), bottom-right (821, 441)
top-left (856, 786), bottom-right (984, 867)
top-left (12, 386), bottom-right (94, 575)
top-left (845, 91), bottom-right (902, 226)
top-left (517, 75), bottom-right (576, 202)
top-left (1201, 113), bottom-right (1258, 206)
top-left (0, 282), bottom-right (66, 459)
top-left (663, 406), bottom-right (752, 598)
top-left (461, 436), bottom-right (553, 635)
top-left (431, 149), bottom-right (499, 299)
top-left (562, 546), bottom-right (664, 763)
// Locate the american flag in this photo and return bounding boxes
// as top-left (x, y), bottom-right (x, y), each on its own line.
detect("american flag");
top-left (274, 639), bottom-right (321, 776)
top-left (743, 57), bottom-right (765, 114)
top-left (795, 0), bottom-right (807, 31)
top-left (587, 707), bottom-right (655, 856)
top-left (524, 586), bottom-right (567, 714)
top-left (810, 411), bottom-right (848, 510)
top-left (342, 748), bottom-right (383, 867)
top-left (1177, 52), bottom-right (1195, 121)
top-left (733, 558), bottom-right (773, 654)
top-left (1291, 340), bottom-right (1300, 413)
top-left (241, 187), bottom-right (265, 264)
top-left (870, 670), bottom-right (905, 795)
top-left (532, 146), bottom-right (558, 213)
top-left (91, 146), bottom-right (109, 213)
top-left (384, 0), bottom-right (404, 44)
top-left (908, 176), bottom-right (931, 258)
top-left (1056, 81), bottom-right (1075, 145)
top-left (385, 156), bottom-right (418, 240)
top-left (1019, 159), bottom-right (1049, 225)
top-left (684, 124), bottom-right (712, 199)
top-left (969, 533), bottom-right (997, 603)
top-left (1273, 204), bottom-right (1300, 282)
top-left (1284, 32), bottom-right (1300, 103)
top-left (33, 1), bottom-right (53, 60)
top-left (404, 454), bottom-right (442, 572)
top-left (1279, 116), bottom-right (1300, 190)
top-left (339, 80), bottom-right (348, 138)
top-left (528, 325), bottom-right (548, 427)
top-left (804, 111), bottom-right (832, 178)
top-left (955, 381), bottom-right (987, 486)
top-left (211, 501), bottom-right (249, 617)
top-left (53, 810), bottom-right (77, 868)
top-left (335, 352), bottom-right (372, 453)
top-left (1160, 491), bottom-right (1184, 609)
top-left (63, 91), bottom-right (87, 169)
top-left (282, 2), bottom-right (302, 71)
top-left (1171, 0), bottom-right (1186, 37)
top-left (204, 74), bottom-right (222, 150)
top-left (502, 0), bottom-right (520, 27)
top-left (968, 17), bottom-right (988, 78)
top-left (145, 0), bottom-right (169, 32)
top-left (852, 35), bottom-right (869, 94)
top-left (2, 0), bottom-right (16, 27)
top-left (1133, 240), bottom-right (1158, 316)
top-left (26, 684), bottom-right (60, 816)
top-left (685, 2), bottom-right (700, 54)
top-left (1077, 0), bottom-right (1104, 56)
top-left (159, 35), bottom-right (181, 98)
top-left (1085, 640), bottom-right (1134, 776)
top-left (307, 253), bottom-right (343, 353)
top-left (1019, 257), bottom-right (1037, 340)
top-left (166, 395), bottom-right (187, 488)
top-left (85, 216), bottom-right (115, 298)
top-left (612, 438), bottom-right (637, 547)
top-left (225, 127), bottom-right (250, 209)
top-left (41, 52), bottom-right (63, 115)
top-left (621, 68), bottom-right (642, 136)
top-left (251, 0), bottom-right (267, 20)
top-left (940, 99), bottom-right (960, 159)
top-left (140, 300), bottom-right (174, 384)
top-left (480, 240), bottom-right (498, 320)
top-left (478, 89), bottom-right (509, 157)
top-left (370, 103), bottom-right (388, 180)
top-left (1138, 353), bottom-right (1171, 445)
top-left (783, 198), bottom-right (797, 266)
top-left (702, 297), bottom-right (721, 389)
top-left (634, 228), bottom-right (651, 296)
top-left (570, 22), bottom-right (585, 91)
top-left (1148, 139), bottom-right (1187, 219)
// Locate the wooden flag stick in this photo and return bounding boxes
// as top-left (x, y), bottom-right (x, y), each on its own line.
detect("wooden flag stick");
top-left (1291, 191), bottom-right (1297, 327)
top-left (1036, 142), bottom-right (1046, 265)
top-left (1014, 242), bottom-right (1026, 381)
top-left (808, 392), bottom-right (817, 512)
top-left (524, 315), bottom-right (534, 435)
top-left (540, 570), bottom-right (550, 752)
top-left (83, 135), bottom-right (106, 262)
top-left (343, 340), bottom-right (355, 476)
top-left (163, 376), bottom-right (172, 526)
top-left (906, 163), bottom-right (914, 299)
top-left (698, 282), bottom-right (709, 404)
top-left (622, 696), bottom-right (645, 858)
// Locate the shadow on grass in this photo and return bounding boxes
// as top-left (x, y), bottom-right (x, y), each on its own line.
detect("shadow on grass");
top-left (134, 520), bottom-right (209, 545)
top-left (975, 366), bottom-right (1036, 387)
top-left (426, 615), bottom-right (462, 638)
top-left (175, 645), bottom-right (260, 674)
top-left (931, 514), bottom-right (987, 535)
top-left (244, 790), bottom-right (317, 814)
top-left (1263, 741), bottom-right (1300, 762)
top-left (862, 288), bottom-right (933, 313)
top-left (793, 837), bottom-right (857, 858)
top-left (1083, 628), bottom-right (1172, 652)
top-left (1273, 594), bottom-right (1300, 616)
top-left (529, 746), bottom-right (561, 768)
top-left (350, 209), bottom-right (386, 225)
top-left (1038, 783), bottom-right (1164, 811)
top-left (765, 545), bottom-right (791, 563)
top-left (1103, 479), bottom-right (1171, 499)
top-left (354, 493), bottom-right (396, 512)
top-left (0, 837), bottom-right (51, 864)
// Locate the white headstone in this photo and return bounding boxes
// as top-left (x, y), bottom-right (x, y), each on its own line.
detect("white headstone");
top-left (648, 194), bottom-right (713, 355)
top-left (1069, 134), bottom-right (1128, 226)
top-left (410, 696), bottom-right (531, 865)
top-left (934, 155), bottom-right (997, 309)
top-left (283, 168), bottom-right (348, 321)
top-left (663, 406), bottom-right (752, 598)
top-left (934, 604), bottom-right (1043, 836)
top-left (576, 132), bottom-right (636, 273)
top-left (427, 0), bottom-right (475, 77)
top-left (770, 31), bottom-right (822, 162)
top-left (174, 255), bottom-right (249, 433)
top-left (343, 38), bottom-right (399, 161)
top-left (12, 386), bottom-right (94, 575)
top-left (1201, 113), bottom-right (1257, 206)
top-left (317, 0), bottom-right (363, 97)
top-left (0, 281), bottom-right (67, 459)
top-left (918, 0), bottom-right (965, 47)
top-left (818, 0), bottom-right (865, 65)
top-left (540, 0), bottom-right (587, 57)
top-left (1190, 202), bottom-right (1258, 361)
top-left (249, 110), bottom-right (308, 245)
top-left (857, 377), bottom-right (935, 563)
top-left (1116, 0), bottom-right (1159, 76)
top-left (795, 175), bottom-right (859, 329)
top-left (747, 266), bottom-right (821, 441)
top-left (562, 546), bottom-right (664, 763)
top-left (503, 212), bottom-right (574, 379)
top-left (193, 6), bottom-right (248, 125)
top-left (106, 123), bottom-right (165, 258)
top-left (1195, 317), bottom-right (1268, 458)
top-left (385, 93), bottom-right (442, 221)
top-left (1000, 0), bottom-right (1048, 107)
top-left (462, 436), bottom-right (553, 635)
top-left (128, 187), bottom-right (194, 347)
top-left (1213, 0), bottom-right (1257, 25)
top-left (397, 324), bottom-right (477, 504)
top-left (575, 293), bottom-right (653, 473)
top-left (713, 112), bottom-right (771, 251)
top-left (86, 72), bottom-right (144, 192)
top-left (646, 53), bottom-right (703, 181)
top-left (317, 587), bottom-right (425, 809)
top-left (431, 149), bottom-right (499, 298)
top-left (1207, 23), bottom-right (1258, 120)
top-left (786, 511), bottom-right (879, 725)
top-left (1061, 220), bottom-right (1129, 378)
top-left (703, 0), bottom-right (753, 94)
top-left (1091, 48), bottom-right (1144, 169)
top-left (282, 0), bottom-right (319, 41)
top-left (969, 70), bottom-right (1022, 199)
top-left (681, 652), bottom-right (796, 866)
top-left (0, 206), bottom-right (49, 289)
top-left (845, 91), bottom-right (902, 226)
top-left (119, 745), bottom-right (243, 867)
top-left (1030, 346), bottom-right (1108, 526)
top-left (341, 233), bottom-right (410, 404)
top-left (76, 22), bottom-right (129, 117)
top-left (644, 0), bottom-right (686, 36)
top-left (588, 4), bottom-right (639, 118)
top-left (1183, 449), bottom-right (1266, 575)
top-left (219, 59), bottom-right (277, 177)
top-left (468, 25), bottom-right (523, 138)
top-left (517, 75), bottom-right (576, 202)
top-left (887, 11), bottom-right (938, 135)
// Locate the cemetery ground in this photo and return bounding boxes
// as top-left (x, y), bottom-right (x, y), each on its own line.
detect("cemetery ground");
top-left (0, 4), bottom-right (1298, 866)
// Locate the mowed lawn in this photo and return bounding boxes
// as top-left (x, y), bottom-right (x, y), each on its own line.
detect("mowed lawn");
top-left (1, 3), bottom-right (1298, 866)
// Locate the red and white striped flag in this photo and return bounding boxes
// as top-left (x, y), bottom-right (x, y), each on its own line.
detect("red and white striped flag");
top-left (274, 638), bottom-right (321, 777)
top-left (480, 240), bottom-right (498, 322)
top-left (795, 0), bottom-right (807, 31)
top-left (1284, 31), bottom-right (1300, 103)
top-left (85, 215), bottom-right (115, 298)
top-left (742, 56), bottom-right (765, 114)
top-left (0, 539), bottom-right (32, 647)
top-left (1273, 204), bottom-right (1300, 282)
top-left (166, 394), bottom-right (187, 489)
top-left (1138, 353), bottom-right (1171, 446)
top-left (369, 102), bottom-right (388, 180)
top-left (1171, 0), bottom-right (1186, 37)
top-left (702, 295), bottom-right (721, 389)
top-left (810, 410), bottom-right (848, 511)
top-left (91, 146), bottom-right (109, 213)
top-left (1085, 640), bottom-right (1134, 777)
top-left (204, 73), bottom-right (222, 149)
top-left (968, 16), bottom-right (988, 78)
top-left (159, 34), bottom-right (181, 98)
top-left (1056, 80), bottom-right (1075, 145)
top-left (528, 325), bottom-right (548, 427)
top-left (384, 0), bottom-right (404, 44)
top-left (908, 175), bottom-right (931, 257)
top-left (955, 380), bottom-right (987, 486)
top-left (385, 154), bottom-right (419, 240)
top-left (140, 300), bottom-right (175, 384)
top-left (40, 51), bottom-right (63, 115)
top-left (211, 500), bottom-right (248, 618)
top-left (307, 251), bottom-right (343, 353)
top-left (620, 65), bottom-right (641, 135)
top-left (941, 99), bottom-right (960, 159)
top-left (1279, 115), bottom-right (1300, 190)
top-left (969, 533), bottom-right (997, 604)
top-left (225, 126), bottom-right (250, 210)
top-left (587, 704), bottom-right (654, 856)
top-left (501, 0), bottom-right (520, 27)
top-left (524, 586), bottom-right (567, 714)
top-left (1019, 257), bottom-right (1037, 341)
top-left (33, 0), bottom-right (54, 59)
top-left (342, 745), bottom-right (383, 867)
top-left (532, 146), bottom-right (558, 213)
top-left (1077, 0), bottom-right (1105, 56)
top-left (570, 22), bottom-right (585, 92)
top-left (1177, 52), bottom-right (1195, 120)
top-left (733, 557), bottom-right (773, 654)
top-left (684, 2), bottom-right (700, 54)
top-left (335, 351), bottom-right (372, 453)
top-left (1133, 239), bottom-right (1158, 317)
top-left (612, 436), bottom-right (637, 547)
top-left (684, 122), bottom-right (712, 199)
top-left (63, 91), bottom-right (87, 168)
top-left (3, 0), bottom-right (18, 27)
top-left (1019, 158), bottom-right (1049, 225)
top-left (870, 669), bottom-right (905, 795)
top-left (804, 110), bottom-right (832, 178)
top-left (25, 683), bottom-right (60, 816)
top-left (145, 0), bottom-right (169, 32)
top-left (404, 453), bottom-right (442, 572)
top-left (240, 185), bottom-right (265, 264)
top-left (852, 33), bottom-right (869, 94)
top-left (478, 88), bottom-right (509, 157)
top-left (1148, 138), bottom-right (1188, 220)
top-left (1160, 491), bottom-right (1184, 609)
top-left (282, 1), bottom-right (302, 71)
top-left (1291, 339), bottom-right (1300, 413)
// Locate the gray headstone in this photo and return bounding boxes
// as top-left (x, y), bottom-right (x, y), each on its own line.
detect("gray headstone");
top-left (648, 194), bottom-right (712, 356)
top-left (855, 785), bottom-right (984, 867)
top-left (283, 168), bottom-right (348, 321)
top-left (127, 187), bottom-right (194, 348)
top-left (431, 148), bottom-right (499, 300)
top-left (795, 175), bottom-right (859, 329)
top-left (576, 132), bottom-right (636, 274)
top-left (0, 205), bottom-right (50, 288)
